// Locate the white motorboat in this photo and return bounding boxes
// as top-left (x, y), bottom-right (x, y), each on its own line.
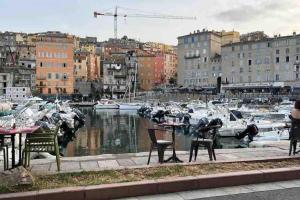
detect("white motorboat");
top-left (94, 99), bottom-right (119, 109)
top-left (118, 102), bottom-right (142, 110)
top-left (275, 99), bottom-right (294, 114)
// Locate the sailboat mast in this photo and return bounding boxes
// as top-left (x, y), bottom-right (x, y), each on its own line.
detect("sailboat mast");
top-left (133, 61), bottom-right (137, 99)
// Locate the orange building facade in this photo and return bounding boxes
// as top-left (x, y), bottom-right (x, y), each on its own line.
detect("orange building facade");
top-left (35, 32), bottom-right (74, 94)
top-left (137, 53), bottom-right (156, 91)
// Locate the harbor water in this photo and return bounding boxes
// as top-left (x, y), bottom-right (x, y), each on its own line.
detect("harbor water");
top-left (64, 107), bottom-right (240, 157)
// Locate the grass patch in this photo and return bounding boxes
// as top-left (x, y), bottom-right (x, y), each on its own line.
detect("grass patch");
top-left (2, 158), bottom-right (300, 194)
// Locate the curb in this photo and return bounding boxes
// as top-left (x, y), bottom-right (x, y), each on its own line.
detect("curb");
top-left (1, 161), bottom-right (300, 199)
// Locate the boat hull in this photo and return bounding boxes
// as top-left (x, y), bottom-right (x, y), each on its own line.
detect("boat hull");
top-left (118, 104), bottom-right (142, 110)
top-left (94, 104), bottom-right (119, 109)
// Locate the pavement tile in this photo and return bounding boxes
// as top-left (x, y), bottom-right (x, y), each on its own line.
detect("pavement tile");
top-left (98, 159), bottom-right (119, 169)
top-left (244, 182), bottom-right (285, 192)
top-left (50, 161), bottom-right (80, 172)
top-left (132, 157), bottom-right (148, 165)
top-left (221, 154), bottom-right (240, 160)
top-left (80, 161), bottom-right (99, 171)
top-left (178, 188), bottom-right (228, 200)
top-left (30, 164), bottom-right (50, 172)
top-left (274, 180), bottom-right (300, 189)
top-left (117, 159), bottom-right (136, 166)
top-left (222, 186), bottom-right (253, 195)
top-left (138, 193), bottom-right (184, 200)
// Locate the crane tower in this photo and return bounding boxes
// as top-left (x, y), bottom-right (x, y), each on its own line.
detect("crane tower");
top-left (94, 6), bottom-right (196, 39)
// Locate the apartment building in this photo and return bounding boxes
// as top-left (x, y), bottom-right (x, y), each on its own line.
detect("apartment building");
top-left (0, 32), bottom-right (17, 67)
top-left (221, 33), bottom-right (300, 94)
top-left (35, 31), bottom-right (74, 95)
top-left (137, 53), bottom-right (155, 91)
top-left (0, 73), bottom-right (13, 95)
top-left (5, 87), bottom-right (31, 102)
top-left (74, 49), bottom-right (100, 82)
top-left (17, 44), bottom-right (36, 70)
top-left (177, 29), bottom-right (241, 89)
top-left (102, 51), bottom-right (137, 97)
top-left (164, 53), bottom-right (177, 84)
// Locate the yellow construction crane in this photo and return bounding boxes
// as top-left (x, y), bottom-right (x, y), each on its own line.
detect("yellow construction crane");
top-left (94, 6), bottom-right (196, 39)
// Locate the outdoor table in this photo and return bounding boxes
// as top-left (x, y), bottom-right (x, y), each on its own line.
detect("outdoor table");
top-left (0, 126), bottom-right (40, 168)
top-left (159, 122), bottom-right (185, 163)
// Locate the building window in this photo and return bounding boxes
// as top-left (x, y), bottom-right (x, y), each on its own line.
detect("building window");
top-left (248, 60), bottom-right (252, 66)
top-left (40, 62), bottom-right (43, 67)
top-left (48, 88), bottom-right (51, 94)
top-left (63, 63), bottom-right (67, 67)
top-left (276, 49), bottom-right (280, 54)
top-left (63, 88), bottom-right (66, 93)
top-left (297, 56), bottom-right (299, 61)
top-left (286, 48), bottom-right (290, 54)
top-left (56, 73), bottom-right (60, 79)
top-left (48, 73), bottom-right (51, 79)
top-left (240, 68), bottom-right (243, 73)
top-left (276, 57), bottom-right (280, 63)
top-left (286, 56), bottom-right (289, 63)
top-left (184, 38), bottom-right (188, 44)
top-left (275, 74), bottom-right (280, 81)
top-left (267, 42), bottom-right (271, 47)
top-left (63, 73), bottom-right (67, 80)
top-left (297, 47), bottom-right (300, 54)
top-left (232, 46), bottom-right (235, 51)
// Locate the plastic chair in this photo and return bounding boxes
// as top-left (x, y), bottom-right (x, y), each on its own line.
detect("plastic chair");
top-left (189, 125), bottom-right (220, 162)
top-left (289, 117), bottom-right (300, 156)
top-left (23, 125), bottom-right (61, 171)
top-left (147, 128), bottom-right (174, 164)
top-left (0, 135), bottom-right (9, 170)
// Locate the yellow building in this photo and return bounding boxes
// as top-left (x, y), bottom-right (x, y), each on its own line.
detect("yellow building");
top-left (74, 49), bottom-right (100, 81)
top-left (221, 31), bottom-right (240, 46)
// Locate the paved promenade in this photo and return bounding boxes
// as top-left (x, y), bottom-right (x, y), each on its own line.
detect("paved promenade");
top-left (119, 180), bottom-right (300, 200)
top-left (28, 146), bottom-right (290, 174)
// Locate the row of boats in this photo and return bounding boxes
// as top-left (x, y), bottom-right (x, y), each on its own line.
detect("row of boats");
top-left (0, 97), bottom-right (86, 159)
top-left (94, 97), bottom-right (293, 139)
top-left (133, 98), bottom-right (294, 148)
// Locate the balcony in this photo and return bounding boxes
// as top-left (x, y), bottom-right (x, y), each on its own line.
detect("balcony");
top-left (36, 76), bottom-right (46, 80)
top-left (36, 83), bottom-right (47, 88)
top-left (114, 74), bottom-right (126, 79)
top-left (184, 55), bottom-right (200, 59)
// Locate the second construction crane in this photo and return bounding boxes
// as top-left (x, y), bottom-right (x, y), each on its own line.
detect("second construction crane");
top-left (94, 6), bottom-right (196, 39)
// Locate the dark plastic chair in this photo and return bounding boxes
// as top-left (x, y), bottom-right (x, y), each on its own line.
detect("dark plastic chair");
top-left (0, 135), bottom-right (9, 170)
top-left (189, 125), bottom-right (220, 162)
top-left (289, 117), bottom-right (300, 156)
top-left (147, 128), bottom-right (174, 164)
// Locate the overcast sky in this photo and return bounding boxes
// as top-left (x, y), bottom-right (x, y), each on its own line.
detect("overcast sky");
top-left (0, 0), bottom-right (299, 45)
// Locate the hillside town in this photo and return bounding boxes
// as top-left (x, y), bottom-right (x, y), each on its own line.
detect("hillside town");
top-left (1, 29), bottom-right (300, 102)
top-left (0, 31), bottom-right (177, 101)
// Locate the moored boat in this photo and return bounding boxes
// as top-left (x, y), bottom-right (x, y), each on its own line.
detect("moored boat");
top-left (94, 99), bottom-right (119, 109)
top-left (118, 102), bottom-right (142, 110)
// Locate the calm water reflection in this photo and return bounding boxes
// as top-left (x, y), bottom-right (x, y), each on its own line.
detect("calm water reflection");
top-left (65, 108), bottom-right (191, 157)
top-left (65, 107), bottom-right (239, 157)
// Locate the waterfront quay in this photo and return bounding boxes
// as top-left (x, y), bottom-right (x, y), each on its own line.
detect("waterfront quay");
top-left (24, 147), bottom-right (289, 174)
